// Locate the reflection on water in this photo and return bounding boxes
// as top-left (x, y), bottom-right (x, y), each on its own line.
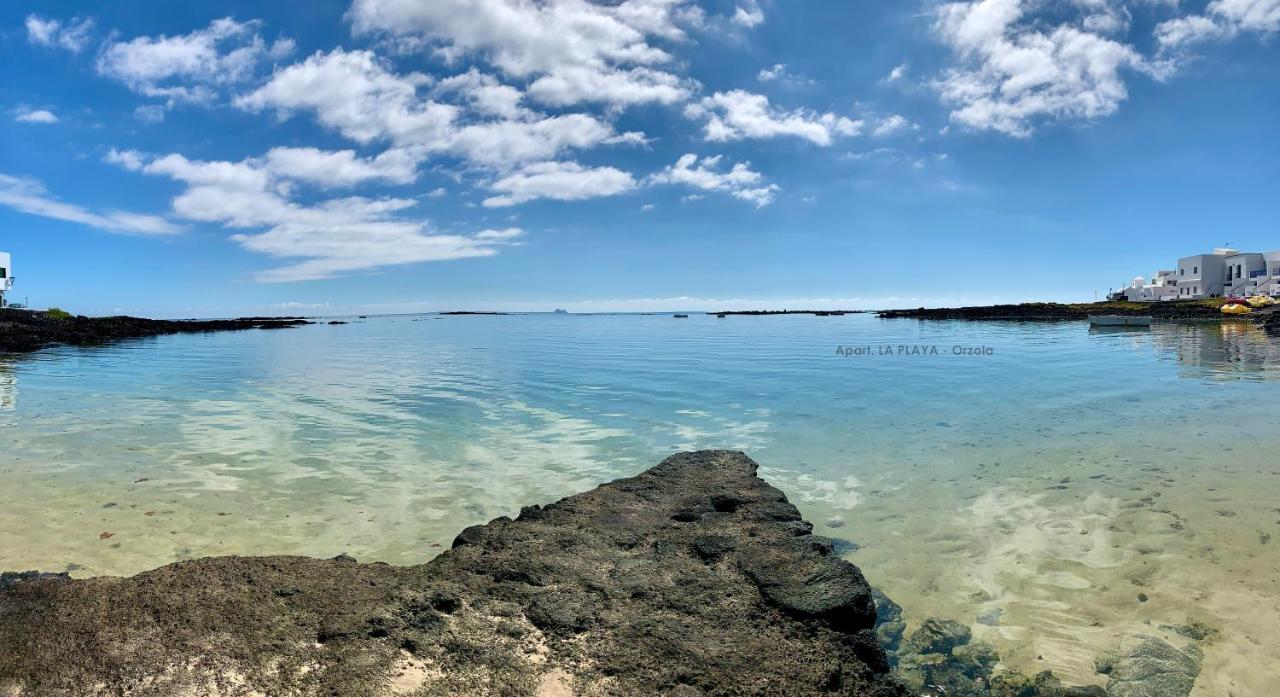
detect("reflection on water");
top-left (0, 359), bottom-right (14, 410)
top-left (1, 315), bottom-right (1278, 694)
top-left (1091, 320), bottom-right (1280, 381)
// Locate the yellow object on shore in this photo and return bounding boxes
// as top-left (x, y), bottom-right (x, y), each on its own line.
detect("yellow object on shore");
top-left (1247, 296), bottom-right (1275, 308)
top-left (1221, 303), bottom-right (1252, 315)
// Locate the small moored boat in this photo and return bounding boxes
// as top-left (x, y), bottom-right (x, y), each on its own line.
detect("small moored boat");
top-left (1088, 315), bottom-right (1152, 327)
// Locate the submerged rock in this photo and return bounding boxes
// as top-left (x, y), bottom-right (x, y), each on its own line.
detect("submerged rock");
top-left (0, 450), bottom-right (907, 696)
top-left (871, 588), bottom-right (906, 654)
top-left (872, 589), bottom-right (1106, 697)
top-left (1094, 635), bottom-right (1201, 697)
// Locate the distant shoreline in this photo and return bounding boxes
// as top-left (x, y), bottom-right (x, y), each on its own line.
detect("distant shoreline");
top-left (707, 310), bottom-right (868, 317)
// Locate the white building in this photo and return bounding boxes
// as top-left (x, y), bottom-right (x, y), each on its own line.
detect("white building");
top-left (1126, 247), bottom-right (1280, 301)
top-left (0, 251), bottom-right (11, 307)
top-left (1121, 271), bottom-right (1179, 302)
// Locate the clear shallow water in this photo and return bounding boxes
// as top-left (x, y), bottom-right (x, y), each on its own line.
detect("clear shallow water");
top-left (2, 314), bottom-right (1279, 694)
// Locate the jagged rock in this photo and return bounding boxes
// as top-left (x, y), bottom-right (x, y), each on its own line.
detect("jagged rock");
top-left (0, 451), bottom-right (907, 697)
top-left (1095, 635), bottom-right (1201, 697)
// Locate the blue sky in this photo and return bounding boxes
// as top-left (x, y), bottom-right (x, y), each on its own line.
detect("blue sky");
top-left (1, 0), bottom-right (1277, 316)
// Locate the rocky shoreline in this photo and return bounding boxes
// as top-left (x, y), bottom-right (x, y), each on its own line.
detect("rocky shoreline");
top-left (876, 301), bottom-right (1225, 321)
top-left (0, 308), bottom-right (311, 354)
top-left (0, 451), bottom-right (1204, 696)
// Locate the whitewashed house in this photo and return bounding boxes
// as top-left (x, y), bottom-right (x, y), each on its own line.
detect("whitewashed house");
top-left (0, 251), bottom-right (11, 307)
top-left (1123, 247), bottom-right (1280, 301)
top-left (1121, 271), bottom-right (1179, 302)
top-left (1173, 249), bottom-right (1231, 299)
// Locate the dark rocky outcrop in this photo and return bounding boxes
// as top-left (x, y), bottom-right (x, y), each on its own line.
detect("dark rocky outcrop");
top-left (0, 308), bottom-right (311, 354)
top-left (1262, 311), bottom-right (1280, 335)
top-left (0, 451), bottom-right (907, 697)
top-left (876, 301), bottom-right (1223, 321)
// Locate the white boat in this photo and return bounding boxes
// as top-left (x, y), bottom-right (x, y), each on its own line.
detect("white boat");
top-left (1088, 315), bottom-right (1152, 327)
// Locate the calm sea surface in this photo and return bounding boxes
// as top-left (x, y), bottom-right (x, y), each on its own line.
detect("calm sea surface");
top-left (2, 314), bottom-right (1278, 694)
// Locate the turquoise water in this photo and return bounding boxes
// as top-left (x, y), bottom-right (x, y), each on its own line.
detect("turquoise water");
top-left (2, 314), bottom-right (1279, 693)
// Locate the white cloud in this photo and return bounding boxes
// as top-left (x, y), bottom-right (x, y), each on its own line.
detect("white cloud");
top-left (97, 18), bottom-right (294, 103)
top-left (264, 147), bottom-right (419, 187)
top-left (473, 227), bottom-right (524, 240)
top-left (483, 161), bottom-right (637, 207)
top-left (104, 148), bottom-right (146, 171)
top-left (107, 151), bottom-right (516, 282)
top-left (14, 108), bottom-right (58, 124)
top-left (525, 65), bottom-right (691, 107)
top-left (649, 154), bottom-right (779, 207)
top-left (346, 0), bottom-right (697, 107)
top-left (732, 2), bottom-right (766, 28)
top-left (685, 90), bottom-right (862, 145)
top-left (25, 14), bottom-right (94, 53)
top-left (237, 49), bottom-right (454, 144)
top-left (435, 68), bottom-right (526, 119)
top-left (871, 114), bottom-right (914, 137)
top-left (1156, 0), bottom-right (1280, 47)
top-left (884, 62), bottom-right (909, 82)
top-left (0, 172), bottom-right (180, 235)
top-left (932, 0), bottom-right (1165, 137)
top-left (238, 48), bottom-right (626, 169)
top-left (134, 105), bottom-right (167, 123)
top-left (756, 63), bottom-right (814, 86)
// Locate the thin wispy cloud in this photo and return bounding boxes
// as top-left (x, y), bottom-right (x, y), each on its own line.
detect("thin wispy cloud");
top-left (0, 173), bottom-right (181, 236)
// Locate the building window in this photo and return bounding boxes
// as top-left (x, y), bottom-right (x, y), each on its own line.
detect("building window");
top-left (1194, 266), bottom-right (1199, 274)
top-left (0, 267), bottom-right (6, 278)
top-left (1180, 268), bottom-right (1185, 276)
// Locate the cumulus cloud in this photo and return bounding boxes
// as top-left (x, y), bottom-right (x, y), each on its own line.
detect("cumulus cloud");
top-left (435, 68), bottom-right (527, 119)
top-left (1156, 0), bottom-right (1280, 47)
top-left (732, 1), bottom-right (766, 28)
top-left (25, 14), bottom-right (94, 53)
top-left (483, 161), bottom-right (637, 207)
top-left (649, 154), bottom-right (779, 207)
top-left (106, 151), bottom-right (516, 282)
top-left (14, 108), bottom-right (58, 124)
top-left (0, 172), bottom-right (180, 235)
top-left (237, 49), bottom-right (454, 144)
top-left (931, 0), bottom-right (1167, 137)
top-left (346, 0), bottom-right (697, 107)
top-left (97, 17), bottom-right (294, 103)
top-left (685, 90), bottom-right (862, 145)
top-left (238, 48), bottom-right (629, 169)
top-left (263, 147), bottom-right (419, 187)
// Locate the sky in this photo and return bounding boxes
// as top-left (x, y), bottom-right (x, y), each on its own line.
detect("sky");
top-left (1, 0), bottom-right (1277, 317)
